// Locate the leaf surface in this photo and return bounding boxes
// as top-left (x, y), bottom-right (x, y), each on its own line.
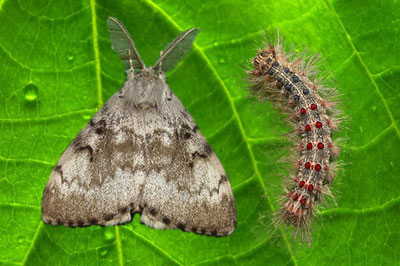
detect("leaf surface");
top-left (0, 0), bottom-right (399, 265)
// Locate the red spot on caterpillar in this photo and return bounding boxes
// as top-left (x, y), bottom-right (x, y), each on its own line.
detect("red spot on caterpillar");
top-left (314, 164), bottom-right (322, 171)
top-left (293, 194), bottom-right (299, 201)
top-left (308, 184), bottom-right (314, 191)
top-left (299, 180), bottom-right (305, 187)
top-left (300, 197), bottom-right (307, 205)
top-left (317, 142), bottom-right (324, 149)
top-left (300, 108), bottom-right (307, 115)
top-left (310, 104), bottom-right (317, 110)
top-left (315, 121), bottom-right (323, 128)
top-left (305, 162), bottom-right (311, 169)
top-left (305, 124), bottom-right (311, 131)
top-left (306, 142), bottom-right (313, 150)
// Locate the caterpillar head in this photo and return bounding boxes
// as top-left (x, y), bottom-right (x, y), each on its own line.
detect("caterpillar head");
top-left (252, 48), bottom-right (277, 76)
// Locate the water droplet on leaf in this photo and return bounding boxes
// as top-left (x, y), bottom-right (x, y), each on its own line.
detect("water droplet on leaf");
top-left (219, 59), bottom-right (225, 64)
top-left (23, 83), bottom-right (38, 101)
top-left (82, 115), bottom-right (91, 120)
top-left (104, 230), bottom-right (115, 242)
top-left (67, 55), bottom-right (74, 61)
top-left (17, 236), bottom-right (24, 243)
top-left (99, 247), bottom-right (109, 257)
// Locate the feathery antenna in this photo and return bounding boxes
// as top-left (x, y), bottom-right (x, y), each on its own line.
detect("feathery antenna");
top-left (107, 17), bottom-right (145, 70)
top-left (152, 28), bottom-right (199, 72)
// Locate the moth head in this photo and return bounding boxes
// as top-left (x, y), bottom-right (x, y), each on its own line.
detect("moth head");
top-left (126, 69), bottom-right (165, 110)
top-left (107, 17), bottom-right (199, 75)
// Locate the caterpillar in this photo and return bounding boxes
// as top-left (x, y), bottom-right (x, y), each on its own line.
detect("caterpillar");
top-left (247, 33), bottom-right (342, 243)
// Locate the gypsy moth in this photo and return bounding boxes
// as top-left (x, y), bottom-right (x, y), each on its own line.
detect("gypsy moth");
top-left (41, 17), bottom-right (236, 236)
top-left (247, 31), bottom-right (343, 243)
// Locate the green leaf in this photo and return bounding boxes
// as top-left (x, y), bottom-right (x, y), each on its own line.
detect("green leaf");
top-left (0, 0), bottom-right (399, 265)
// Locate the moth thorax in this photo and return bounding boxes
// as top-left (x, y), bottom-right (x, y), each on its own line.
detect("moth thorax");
top-left (125, 70), bottom-right (164, 110)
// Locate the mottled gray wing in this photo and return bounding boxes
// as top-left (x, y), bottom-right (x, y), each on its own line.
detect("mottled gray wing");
top-left (41, 86), bottom-right (142, 227)
top-left (41, 80), bottom-right (236, 236)
top-left (137, 86), bottom-right (236, 236)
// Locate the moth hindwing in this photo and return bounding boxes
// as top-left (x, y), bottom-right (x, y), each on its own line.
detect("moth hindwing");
top-left (41, 17), bottom-right (236, 237)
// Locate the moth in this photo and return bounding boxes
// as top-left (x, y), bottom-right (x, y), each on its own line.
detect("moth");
top-left (41, 17), bottom-right (236, 236)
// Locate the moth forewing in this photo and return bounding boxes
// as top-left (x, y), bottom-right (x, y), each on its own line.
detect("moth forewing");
top-left (41, 18), bottom-right (236, 237)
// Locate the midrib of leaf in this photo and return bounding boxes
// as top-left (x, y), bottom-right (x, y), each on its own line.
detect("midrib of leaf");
top-left (90, 0), bottom-right (103, 108)
top-left (324, 0), bottom-right (400, 138)
top-left (142, 0), bottom-right (297, 264)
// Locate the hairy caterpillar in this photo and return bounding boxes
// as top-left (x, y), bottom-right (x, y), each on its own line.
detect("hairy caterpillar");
top-left (247, 33), bottom-right (343, 242)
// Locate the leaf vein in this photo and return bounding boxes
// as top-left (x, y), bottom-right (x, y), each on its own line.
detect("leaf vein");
top-left (115, 226), bottom-right (124, 266)
top-left (0, 202), bottom-right (41, 210)
top-left (0, 156), bottom-right (54, 166)
top-left (319, 194), bottom-right (400, 216)
top-left (21, 221), bottom-right (43, 266)
top-left (325, 0), bottom-right (400, 138)
top-left (0, 108), bottom-right (96, 123)
top-left (124, 227), bottom-right (183, 266)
